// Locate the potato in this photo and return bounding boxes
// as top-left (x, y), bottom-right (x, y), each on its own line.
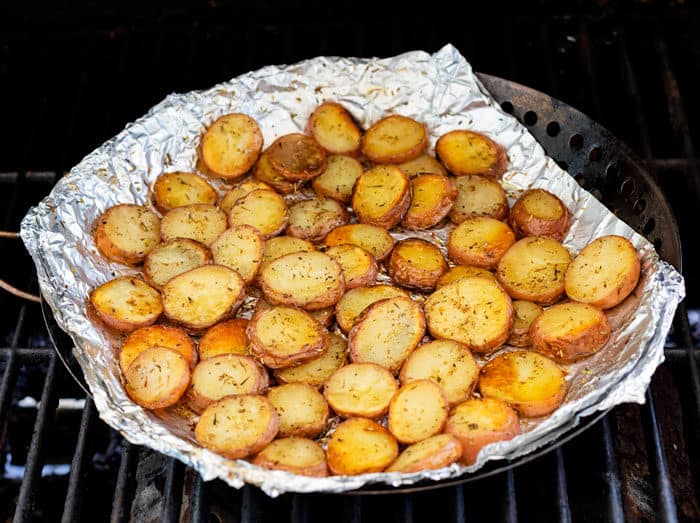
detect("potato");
top-left (210, 225), bottom-right (264, 283)
top-left (399, 340), bottom-right (479, 405)
top-left (267, 383), bottom-right (329, 438)
top-left (449, 174), bottom-right (509, 224)
top-left (424, 276), bottom-right (513, 353)
top-left (227, 189), bottom-right (288, 239)
top-left (275, 333), bottom-right (348, 388)
top-left (325, 244), bottom-right (378, 289)
top-left (143, 239), bottom-right (212, 290)
top-left (529, 302), bottom-right (611, 362)
top-left (352, 165), bottom-right (411, 229)
top-left (508, 189), bottom-right (571, 241)
top-left (160, 204), bottom-right (227, 246)
top-left (90, 277), bottom-right (162, 332)
top-left (436, 265), bottom-right (497, 289)
top-left (388, 238), bottom-right (448, 292)
top-left (507, 301), bottom-right (544, 347)
top-left (395, 154), bottom-right (447, 178)
top-left (286, 197), bottom-right (349, 243)
top-left (198, 318), bottom-right (249, 359)
top-left (402, 174), bottom-right (457, 230)
top-left (253, 150), bottom-right (298, 194)
top-left (348, 296), bottom-right (425, 372)
top-left (258, 251), bottom-right (345, 310)
top-left (254, 298), bottom-right (334, 329)
top-left (124, 346), bottom-right (191, 410)
top-left (323, 362), bottom-right (398, 418)
top-left (436, 130), bottom-right (507, 179)
top-left (195, 395), bottom-right (279, 459)
top-left (94, 204), bottom-right (160, 265)
top-left (564, 235), bottom-right (641, 309)
top-left (252, 437), bottom-right (328, 477)
top-left (307, 102), bottom-right (362, 155)
top-left (448, 217), bottom-right (516, 269)
top-left (200, 113), bottom-right (263, 181)
top-left (334, 284), bottom-right (409, 333)
top-left (386, 434), bottom-right (463, 473)
top-left (361, 115), bottom-right (428, 164)
top-left (220, 179), bottom-right (273, 214)
top-left (496, 237), bottom-right (571, 304)
top-left (388, 380), bottom-right (449, 444)
top-left (260, 235), bottom-right (315, 272)
top-left (444, 397), bottom-right (520, 465)
top-left (247, 305), bottom-right (329, 368)
top-left (480, 350), bottom-right (568, 417)
top-left (326, 417), bottom-right (399, 475)
top-left (120, 325), bottom-right (195, 374)
top-left (325, 224), bottom-right (395, 262)
top-left (152, 172), bottom-right (218, 213)
top-left (268, 133), bottom-right (327, 181)
top-left (311, 154), bottom-right (364, 203)
top-left (162, 265), bottom-right (245, 332)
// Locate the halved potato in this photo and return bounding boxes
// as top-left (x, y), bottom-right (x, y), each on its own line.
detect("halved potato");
top-left (286, 197), bottom-right (349, 243)
top-left (143, 239), bottom-right (212, 290)
top-left (275, 333), bottom-right (348, 388)
top-left (396, 154), bottom-right (447, 178)
top-left (254, 298), bottom-right (334, 328)
top-left (508, 189), bottom-right (571, 241)
top-left (124, 346), bottom-right (191, 410)
top-left (436, 130), bottom-right (507, 179)
top-left (307, 102), bottom-right (362, 155)
top-left (252, 437), bottom-right (328, 477)
top-left (388, 238), bottom-right (448, 292)
top-left (227, 189), bottom-right (288, 239)
top-left (325, 244), bottom-right (378, 289)
top-left (564, 235), bottom-right (641, 309)
top-left (152, 172), bottom-right (218, 213)
top-left (268, 133), bottom-right (327, 181)
top-left (334, 284), bottom-right (409, 333)
top-left (160, 204), bottom-right (227, 246)
top-left (195, 395), bottom-right (279, 459)
top-left (325, 224), bottom-right (395, 262)
top-left (210, 225), bottom-right (264, 283)
top-left (529, 302), bottom-right (611, 362)
top-left (260, 235), bottom-right (315, 272)
top-left (323, 362), bottom-right (397, 418)
top-left (198, 318), bottom-right (249, 359)
top-left (448, 217), bottom-right (516, 269)
top-left (361, 115), bottom-right (428, 164)
top-left (94, 204), bottom-right (160, 265)
top-left (352, 165), bottom-right (411, 229)
top-left (386, 434), bottom-right (463, 473)
top-left (436, 265), bottom-right (497, 289)
top-left (311, 154), bottom-right (364, 203)
top-left (507, 301), bottom-right (544, 347)
top-left (402, 174), bottom-right (457, 230)
top-left (388, 380), bottom-right (449, 444)
top-left (480, 350), bottom-right (568, 417)
top-left (120, 325), bottom-right (195, 374)
top-left (267, 383), bottom-right (329, 438)
top-left (449, 174), bottom-right (509, 223)
top-left (90, 277), bottom-right (162, 332)
top-left (253, 150), bottom-right (298, 194)
top-left (424, 276), bottom-right (513, 353)
top-left (326, 417), bottom-right (399, 475)
top-left (200, 113), bottom-right (263, 181)
top-left (220, 179), bottom-right (273, 214)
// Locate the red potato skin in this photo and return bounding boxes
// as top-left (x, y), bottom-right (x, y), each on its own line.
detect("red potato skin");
top-left (508, 190), bottom-right (572, 241)
top-left (252, 451), bottom-right (329, 477)
top-left (386, 435), bottom-right (463, 473)
top-left (402, 175), bottom-right (458, 230)
top-left (436, 131), bottom-right (508, 179)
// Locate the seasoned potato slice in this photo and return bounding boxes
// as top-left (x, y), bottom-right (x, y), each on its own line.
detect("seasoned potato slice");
top-left (275, 333), bottom-right (348, 387)
top-left (361, 115), bottom-right (428, 164)
top-left (388, 238), bottom-right (448, 292)
top-left (436, 130), bottom-right (507, 179)
top-left (220, 179), bottom-right (273, 214)
top-left (255, 298), bottom-right (334, 328)
top-left (120, 325), bottom-right (195, 374)
top-left (90, 277), bottom-right (162, 332)
top-left (449, 174), bottom-right (509, 224)
top-left (497, 237), bottom-right (571, 304)
top-left (258, 251), bottom-right (345, 310)
top-left (210, 225), bottom-right (264, 283)
top-left (348, 296), bottom-right (425, 372)
top-left (260, 235), bottom-right (315, 271)
top-left (195, 395), bottom-right (279, 459)
top-left (396, 154), bottom-right (447, 178)
top-left (268, 133), bottom-right (327, 182)
top-left (94, 204), bottom-right (160, 265)
top-left (402, 174), bottom-right (457, 230)
top-left (386, 434), bottom-right (462, 473)
top-left (424, 276), bottom-right (513, 353)
top-left (325, 224), bottom-right (395, 262)
top-left (307, 102), bottom-right (362, 155)
top-left (399, 340), bottom-right (479, 405)
top-left (253, 150), bottom-right (298, 194)
top-left (227, 189), bottom-right (288, 239)
top-left (529, 302), bottom-right (611, 362)
top-left (161, 204), bottom-right (227, 246)
top-left (286, 197), bottom-right (349, 242)
top-left (352, 165), bottom-right (411, 229)
top-left (326, 417), bottom-right (399, 475)
top-left (445, 397), bottom-right (521, 465)
top-left (508, 189), bottom-right (571, 241)
top-left (199, 318), bottom-right (249, 359)
top-left (436, 265), bottom-right (496, 289)
top-left (448, 217), bottom-right (515, 269)
top-left (564, 235), bottom-right (641, 309)
top-left (124, 347), bottom-right (191, 410)
top-left (508, 301), bottom-right (544, 347)
top-left (143, 239), bottom-right (212, 290)
top-left (267, 383), bottom-right (329, 438)
top-left (334, 284), bottom-right (409, 333)
top-left (200, 113), bottom-right (263, 181)
top-left (323, 362), bottom-right (397, 418)
top-left (311, 154), bottom-right (364, 203)
top-left (253, 437), bottom-right (328, 477)
top-left (152, 172), bottom-right (217, 213)
top-left (325, 244), bottom-right (378, 289)
top-left (162, 265), bottom-right (245, 332)
top-left (388, 380), bottom-right (449, 444)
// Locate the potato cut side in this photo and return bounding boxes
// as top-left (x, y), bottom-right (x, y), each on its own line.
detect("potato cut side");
top-left (508, 189), bottom-right (571, 241)
top-left (326, 244), bottom-right (378, 289)
top-left (307, 102), bottom-right (362, 155)
top-left (424, 276), bottom-right (513, 353)
top-left (267, 383), bottom-right (329, 438)
top-left (91, 277), bottom-right (162, 332)
top-left (448, 217), bottom-right (515, 269)
top-left (210, 225), bottom-right (264, 283)
top-left (220, 179), bottom-right (273, 214)
top-left (311, 154), bottom-right (365, 203)
top-left (402, 174), bottom-right (457, 230)
top-left (323, 362), bottom-right (398, 418)
top-left (529, 302), bottom-right (611, 362)
top-left (388, 238), bottom-right (448, 292)
top-left (120, 325), bottom-right (195, 374)
top-left (388, 380), bottom-right (449, 444)
top-left (144, 239), bottom-right (212, 290)
top-left (480, 350), bottom-right (568, 417)
top-left (286, 197), bottom-right (349, 243)
top-left (124, 347), bottom-right (191, 410)
top-left (255, 298), bottom-right (333, 328)
top-left (564, 235), bottom-right (641, 309)
top-left (94, 204), bottom-right (161, 265)
top-left (160, 204), bottom-right (227, 246)
top-left (195, 395), bottom-right (279, 459)
top-left (436, 130), bottom-right (507, 179)
top-left (334, 284), bottom-right (409, 333)
top-left (227, 189), bottom-right (288, 239)
top-left (326, 417), bottom-right (399, 475)
top-left (199, 318), bottom-right (249, 359)
top-left (200, 113), bottom-right (263, 181)
top-left (436, 265), bottom-right (497, 289)
top-left (275, 333), bottom-right (348, 388)
top-left (325, 224), bottom-right (395, 262)
top-left (395, 154), bottom-right (447, 178)
top-left (449, 174), bottom-right (509, 223)
top-left (253, 437), bottom-right (328, 477)
top-left (152, 172), bottom-right (218, 213)
top-left (260, 235), bottom-right (315, 271)
top-left (361, 115), bottom-right (428, 164)
top-left (253, 150), bottom-right (298, 194)
top-left (508, 300), bottom-right (544, 347)
top-left (386, 434), bottom-right (462, 473)
top-left (268, 133), bottom-right (327, 181)
top-left (352, 165), bottom-right (411, 229)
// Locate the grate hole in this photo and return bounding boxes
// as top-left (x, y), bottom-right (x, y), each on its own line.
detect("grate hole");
top-left (523, 111), bottom-right (538, 126)
top-left (557, 160), bottom-right (569, 171)
top-left (654, 238), bottom-right (663, 251)
top-left (620, 178), bottom-right (635, 197)
top-left (643, 218), bottom-right (656, 235)
top-left (606, 162), bottom-right (620, 180)
top-left (588, 146), bottom-right (602, 162)
top-left (633, 199), bottom-right (647, 215)
top-left (501, 101), bottom-right (514, 114)
top-left (569, 133), bottom-right (584, 150)
top-left (546, 121), bottom-right (561, 136)
top-left (575, 174), bottom-right (587, 187)
top-left (590, 188), bottom-right (602, 200)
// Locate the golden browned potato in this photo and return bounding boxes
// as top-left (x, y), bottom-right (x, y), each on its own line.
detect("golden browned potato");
top-left (268, 133), bottom-right (327, 182)
top-left (198, 318), bottom-right (249, 359)
top-left (448, 217), bottom-right (516, 269)
top-left (90, 277), bottom-right (162, 332)
top-left (307, 102), bottom-right (362, 155)
top-left (260, 235), bottom-right (315, 272)
top-left (395, 154), bottom-right (447, 178)
top-left (361, 115), bottom-right (428, 164)
top-left (444, 397), bottom-right (521, 465)
top-left (564, 235), bottom-right (641, 309)
top-left (275, 333), bottom-right (348, 388)
top-left (210, 225), bottom-right (264, 283)
top-left (254, 298), bottom-right (334, 329)
top-left (227, 189), bottom-right (288, 239)
top-left (402, 174), bottom-right (457, 230)
top-left (160, 204), bottom-right (227, 246)
top-left (386, 434), bottom-right (463, 473)
top-left (436, 265), bottom-right (497, 289)
top-left (497, 237), bottom-right (571, 304)
top-left (325, 244), bottom-right (378, 289)
top-left (334, 284), bottom-right (409, 333)
top-left (200, 113), bottom-right (263, 181)
top-left (252, 437), bottom-right (328, 477)
top-left (311, 154), bottom-right (365, 203)
top-left (120, 325), bottom-right (196, 374)
top-left (399, 340), bottom-right (479, 405)
top-left (220, 179), bottom-right (273, 214)
top-left (348, 296), bottom-right (425, 372)
top-left (507, 301), bottom-right (544, 347)
top-left (195, 395), bottom-right (279, 459)
top-left (424, 276), bottom-right (513, 353)
top-left (124, 346), bottom-right (191, 410)
top-left (436, 130), bottom-right (507, 179)
top-left (529, 302), bottom-right (611, 362)
top-left (323, 362), bottom-right (398, 418)
top-left (253, 150), bottom-right (298, 194)
top-left (352, 165), bottom-right (411, 229)
top-left (94, 204), bottom-right (161, 265)
top-left (286, 197), bottom-right (349, 243)
top-left (143, 239), bottom-right (212, 290)
top-left (449, 174), bottom-right (509, 223)
top-left (388, 238), bottom-right (448, 292)
top-left (152, 172), bottom-right (218, 213)
top-left (326, 417), bottom-right (399, 475)
top-left (267, 383), bottom-right (329, 438)
top-left (388, 380), bottom-right (449, 444)
top-left (508, 189), bottom-right (571, 241)
top-left (325, 224), bottom-right (395, 262)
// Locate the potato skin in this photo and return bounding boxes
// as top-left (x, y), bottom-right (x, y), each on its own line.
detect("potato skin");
top-left (402, 174), bottom-right (457, 230)
top-left (252, 437), bottom-right (328, 477)
top-left (253, 150), bottom-right (298, 194)
top-left (325, 244), bottom-right (378, 289)
top-left (436, 130), bottom-right (507, 179)
top-left (119, 325), bottom-right (196, 373)
top-left (94, 204), bottom-right (161, 265)
top-left (388, 238), bottom-right (448, 292)
top-left (361, 115), bottom-right (428, 164)
top-left (385, 434), bottom-right (463, 473)
top-left (508, 189), bottom-right (571, 241)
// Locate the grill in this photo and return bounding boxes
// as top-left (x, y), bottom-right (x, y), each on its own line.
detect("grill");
top-left (2, 2), bottom-right (700, 522)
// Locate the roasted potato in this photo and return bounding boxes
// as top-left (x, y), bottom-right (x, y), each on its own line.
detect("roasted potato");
top-left (325, 244), bottom-right (378, 289)
top-left (267, 383), bottom-right (329, 438)
top-left (402, 174), bottom-right (457, 230)
top-left (252, 437), bottom-right (328, 477)
top-left (198, 318), bottom-right (249, 359)
top-left (352, 165), bottom-right (411, 229)
top-left (254, 297), bottom-right (334, 329)
top-left (388, 238), bottom-right (448, 292)
top-left (220, 179), bottom-right (273, 214)
top-left (260, 235), bottom-right (315, 272)
top-left (210, 225), bottom-right (264, 283)
top-left (94, 204), bottom-right (160, 265)
top-left (160, 204), bottom-right (227, 246)
top-left (385, 434), bottom-right (463, 473)
top-left (326, 417), bottom-right (399, 475)
top-left (311, 154), bottom-right (364, 203)
top-left (253, 150), bottom-right (298, 194)
top-left (564, 235), bottom-right (641, 309)
top-left (286, 197), bottom-right (349, 242)
top-left (152, 172), bottom-right (218, 213)
top-left (90, 277), bottom-right (162, 332)
top-left (143, 238), bottom-right (212, 290)
top-left (120, 325), bottom-right (196, 374)
top-left (334, 284), bottom-right (409, 333)
top-left (325, 224), bottom-right (395, 262)
top-left (507, 301), bottom-right (544, 347)
top-left (227, 189), bottom-right (288, 239)
top-left (275, 333), bottom-right (348, 388)
top-left (268, 133), bottom-right (327, 181)
top-left (436, 130), bottom-right (507, 179)
top-left (200, 113), bottom-right (263, 181)
top-left (361, 115), bottom-right (428, 164)
top-left (436, 265), bottom-right (497, 289)
top-left (307, 102), bottom-right (362, 155)
top-left (508, 189), bottom-right (571, 241)
top-left (395, 154), bottom-right (447, 178)
top-left (448, 217), bottom-right (515, 269)
top-left (123, 346), bottom-right (191, 410)
top-left (323, 362), bottom-right (398, 418)
top-left (449, 174), bottom-right (509, 223)
top-left (388, 380), bottom-right (449, 444)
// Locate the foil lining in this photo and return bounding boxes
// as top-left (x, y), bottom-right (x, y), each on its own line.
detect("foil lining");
top-left (20, 44), bottom-right (685, 496)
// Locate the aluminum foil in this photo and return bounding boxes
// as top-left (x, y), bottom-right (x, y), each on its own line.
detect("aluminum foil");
top-left (20, 44), bottom-right (685, 496)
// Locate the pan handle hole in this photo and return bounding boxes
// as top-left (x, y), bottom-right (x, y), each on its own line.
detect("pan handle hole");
top-left (633, 199), bottom-right (646, 215)
top-left (620, 178), bottom-right (635, 197)
top-left (643, 218), bottom-right (656, 235)
top-left (501, 101), bottom-right (514, 114)
top-left (588, 146), bottom-right (602, 162)
top-left (524, 111), bottom-right (538, 126)
top-left (546, 122), bottom-right (561, 136)
top-left (569, 134), bottom-right (584, 151)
